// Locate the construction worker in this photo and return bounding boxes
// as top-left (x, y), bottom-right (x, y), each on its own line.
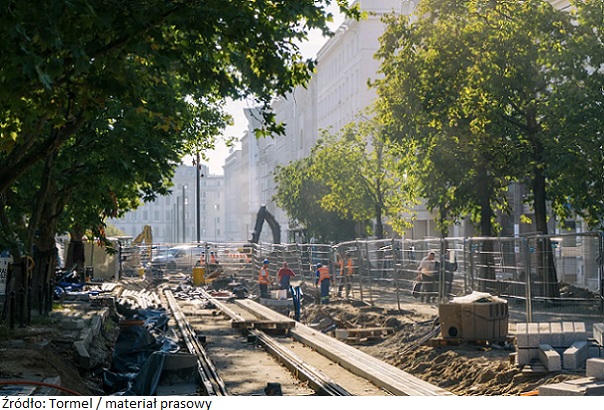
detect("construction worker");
top-left (209, 251), bottom-right (217, 264)
top-left (258, 259), bottom-right (272, 298)
top-left (417, 250), bottom-right (438, 303)
top-left (344, 254), bottom-right (354, 298)
top-left (277, 262), bottom-right (296, 290)
top-left (315, 263), bottom-right (331, 305)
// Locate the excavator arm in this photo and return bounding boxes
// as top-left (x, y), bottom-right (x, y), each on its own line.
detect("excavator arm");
top-left (132, 225), bottom-right (153, 261)
top-left (250, 205), bottom-right (281, 244)
top-left (132, 225), bottom-right (152, 245)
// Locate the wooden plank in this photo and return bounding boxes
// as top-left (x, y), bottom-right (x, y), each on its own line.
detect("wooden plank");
top-left (232, 320), bottom-right (295, 330)
top-left (222, 296), bottom-right (451, 396)
top-left (292, 323), bottom-right (454, 396)
top-left (234, 298), bottom-right (295, 326)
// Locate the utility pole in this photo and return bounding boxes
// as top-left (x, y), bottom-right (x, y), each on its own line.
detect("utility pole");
top-left (182, 185), bottom-right (186, 243)
top-left (176, 197), bottom-right (180, 244)
top-left (196, 152), bottom-right (201, 243)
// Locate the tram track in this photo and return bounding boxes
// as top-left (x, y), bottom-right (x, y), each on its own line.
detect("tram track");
top-left (159, 282), bottom-right (389, 396)
top-left (196, 289), bottom-right (354, 396)
top-left (162, 287), bottom-right (228, 396)
top-left (151, 277), bottom-right (448, 396)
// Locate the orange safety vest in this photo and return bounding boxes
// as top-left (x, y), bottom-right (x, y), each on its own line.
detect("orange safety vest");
top-left (258, 266), bottom-right (271, 285)
top-left (317, 266), bottom-right (330, 284)
top-left (346, 258), bottom-right (353, 276)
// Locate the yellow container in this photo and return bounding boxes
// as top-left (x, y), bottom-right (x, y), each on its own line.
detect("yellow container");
top-left (192, 267), bottom-right (205, 286)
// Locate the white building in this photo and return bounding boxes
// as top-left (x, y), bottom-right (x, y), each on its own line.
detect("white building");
top-left (110, 164), bottom-right (225, 244)
top-left (223, 0), bottom-right (417, 242)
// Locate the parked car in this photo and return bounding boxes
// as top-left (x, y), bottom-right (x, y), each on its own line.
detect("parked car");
top-left (147, 245), bottom-right (205, 274)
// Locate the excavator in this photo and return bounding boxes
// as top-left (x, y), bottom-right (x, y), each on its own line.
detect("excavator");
top-left (250, 205), bottom-right (281, 244)
top-left (122, 225), bottom-right (153, 276)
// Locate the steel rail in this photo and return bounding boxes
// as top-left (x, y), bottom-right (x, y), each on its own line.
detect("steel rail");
top-left (163, 287), bottom-right (229, 396)
top-left (197, 289), bottom-right (352, 396)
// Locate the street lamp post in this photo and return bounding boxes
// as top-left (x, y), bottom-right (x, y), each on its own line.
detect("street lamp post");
top-left (182, 185), bottom-right (186, 243)
top-left (196, 152), bottom-right (201, 243)
top-left (176, 197), bottom-right (180, 244)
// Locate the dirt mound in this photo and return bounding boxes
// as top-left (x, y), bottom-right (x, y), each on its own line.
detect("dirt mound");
top-left (300, 299), bottom-right (586, 396)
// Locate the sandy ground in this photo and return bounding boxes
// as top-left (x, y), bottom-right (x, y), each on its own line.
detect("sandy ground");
top-left (302, 300), bottom-right (585, 396)
top-left (0, 280), bottom-right (589, 396)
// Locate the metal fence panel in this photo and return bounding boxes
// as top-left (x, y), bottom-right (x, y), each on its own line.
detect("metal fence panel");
top-left (118, 232), bottom-right (603, 325)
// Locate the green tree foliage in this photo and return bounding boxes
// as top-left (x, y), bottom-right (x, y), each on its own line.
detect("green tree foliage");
top-left (0, 0), bottom-right (360, 315)
top-left (309, 119), bottom-right (417, 239)
top-left (374, 0), bottom-right (604, 295)
top-left (0, 0), bottom-right (358, 195)
top-left (0, 0), bottom-right (359, 247)
top-left (273, 158), bottom-right (358, 243)
top-left (273, 116), bottom-right (417, 241)
top-left (376, 0), bottom-right (604, 235)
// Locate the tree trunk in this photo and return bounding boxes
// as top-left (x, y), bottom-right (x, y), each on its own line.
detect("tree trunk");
top-left (32, 196), bottom-right (62, 315)
top-left (375, 203), bottom-right (384, 240)
top-left (532, 166), bottom-right (560, 299)
top-left (477, 162), bottom-right (495, 291)
top-left (528, 107), bottom-right (560, 299)
top-left (66, 229), bottom-right (87, 281)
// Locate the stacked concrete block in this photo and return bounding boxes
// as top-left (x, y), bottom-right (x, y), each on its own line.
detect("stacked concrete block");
top-left (563, 322), bottom-right (587, 345)
top-left (515, 321), bottom-right (588, 369)
top-left (539, 344), bottom-right (562, 371)
top-left (539, 354), bottom-right (604, 395)
top-left (563, 341), bottom-right (589, 370)
top-left (537, 328), bottom-right (604, 396)
top-left (589, 323), bottom-right (604, 360)
top-left (539, 378), bottom-right (604, 396)
top-left (586, 358), bottom-right (604, 379)
top-left (593, 323), bottom-right (604, 347)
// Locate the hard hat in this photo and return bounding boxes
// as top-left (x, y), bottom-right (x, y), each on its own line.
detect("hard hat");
top-left (263, 259), bottom-right (269, 264)
top-left (316, 263), bottom-right (322, 268)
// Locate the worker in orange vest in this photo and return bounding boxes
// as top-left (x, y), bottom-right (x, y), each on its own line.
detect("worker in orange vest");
top-left (315, 263), bottom-right (331, 305)
top-left (258, 259), bottom-right (272, 298)
top-left (337, 253), bottom-right (354, 298)
top-left (344, 255), bottom-right (354, 297)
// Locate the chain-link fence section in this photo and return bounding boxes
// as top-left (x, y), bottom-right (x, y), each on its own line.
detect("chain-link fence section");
top-left (121, 232), bottom-right (603, 325)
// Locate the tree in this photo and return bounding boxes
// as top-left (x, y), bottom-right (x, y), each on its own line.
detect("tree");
top-left (0, 0), bottom-right (359, 194)
top-left (0, 0), bottom-right (361, 318)
top-left (374, 0), bottom-right (604, 296)
top-left (273, 157), bottom-right (359, 243)
top-left (309, 118), bottom-right (417, 239)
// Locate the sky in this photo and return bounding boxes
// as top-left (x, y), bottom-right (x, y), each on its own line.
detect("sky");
top-left (196, 4), bottom-right (346, 175)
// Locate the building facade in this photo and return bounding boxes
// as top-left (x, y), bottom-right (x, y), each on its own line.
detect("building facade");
top-left (224, 0), bottom-right (422, 243)
top-left (110, 164), bottom-right (225, 244)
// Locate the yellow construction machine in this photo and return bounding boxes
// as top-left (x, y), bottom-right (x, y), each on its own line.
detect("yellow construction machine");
top-left (126, 225), bottom-right (153, 276)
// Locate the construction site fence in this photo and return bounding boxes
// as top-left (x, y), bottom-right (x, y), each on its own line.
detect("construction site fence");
top-left (125, 231), bottom-right (604, 325)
